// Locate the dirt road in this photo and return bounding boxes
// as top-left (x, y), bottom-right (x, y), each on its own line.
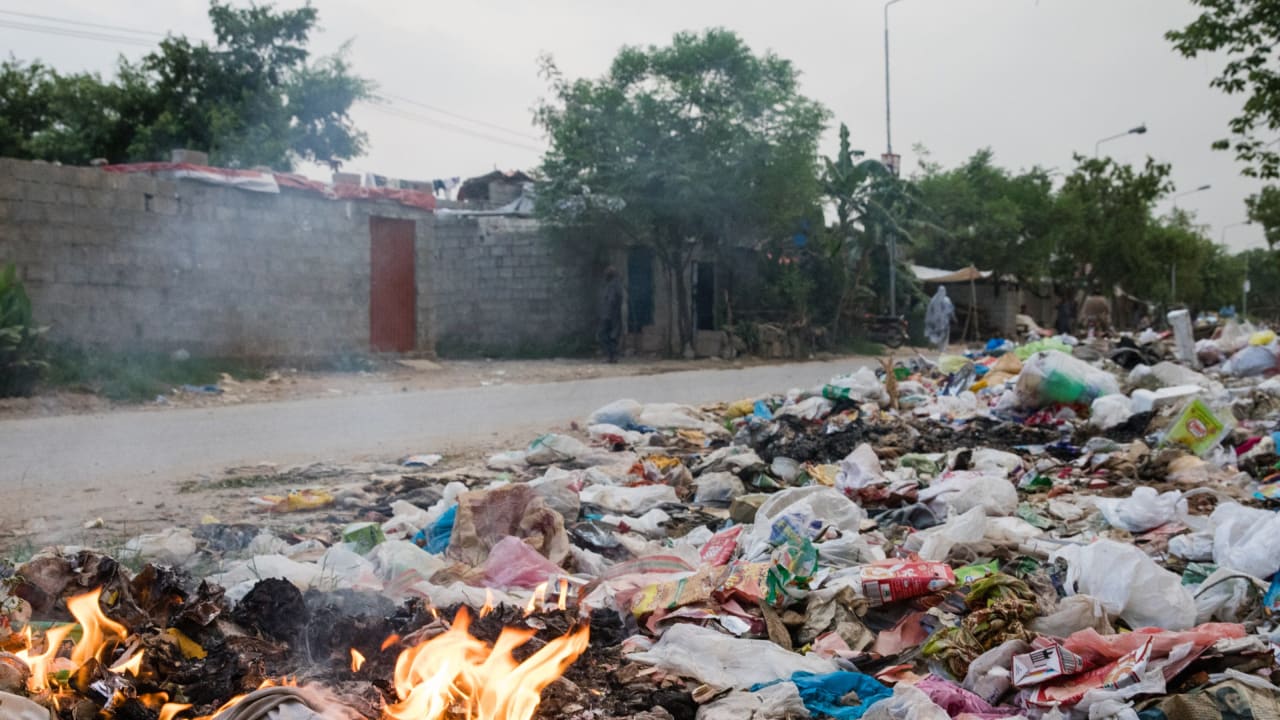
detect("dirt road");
top-left (0, 356), bottom-right (874, 550)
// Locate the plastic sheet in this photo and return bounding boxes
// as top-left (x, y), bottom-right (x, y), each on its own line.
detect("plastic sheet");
top-left (1051, 539), bottom-right (1196, 630)
top-left (627, 623), bottom-right (837, 688)
top-left (1092, 487), bottom-right (1180, 532)
top-left (481, 536), bottom-right (563, 589)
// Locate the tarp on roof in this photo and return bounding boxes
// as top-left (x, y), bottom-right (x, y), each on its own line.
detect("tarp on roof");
top-left (910, 264), bottom-right (992, 284)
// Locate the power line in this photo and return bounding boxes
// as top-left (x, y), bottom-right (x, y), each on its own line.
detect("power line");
top-left (0, 9), bottom-right (166, 37)
top-left (366, 103), bottom-right (544, 153)
top-left (0, 19), bottom-right (156, 47)
top-left (380, 92), bottom-right (541, 141)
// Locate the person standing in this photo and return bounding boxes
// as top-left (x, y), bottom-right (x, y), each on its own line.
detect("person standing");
top-left (598, 266), bottom-right (624, 363)
top-left (925, 286), bottom-right (955, 352)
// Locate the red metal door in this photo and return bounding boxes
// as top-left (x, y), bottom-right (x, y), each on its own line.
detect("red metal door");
top-left (369, 217), bottom-right (416, 352)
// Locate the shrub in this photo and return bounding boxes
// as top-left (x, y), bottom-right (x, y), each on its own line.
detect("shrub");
top-left (0, 263), bottom-right (48, 397)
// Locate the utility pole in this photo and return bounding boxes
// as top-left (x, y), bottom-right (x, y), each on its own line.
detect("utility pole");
top-left (884, 0), bottom-right (903, 317)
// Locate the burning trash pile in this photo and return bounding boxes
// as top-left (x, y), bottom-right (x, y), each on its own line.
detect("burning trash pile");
top-left (5, 323), bottom-right (1280, 720)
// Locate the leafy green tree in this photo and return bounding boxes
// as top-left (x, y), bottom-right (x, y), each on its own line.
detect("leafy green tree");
top-left (913, 149), bottom-right (1055, 282)
top-left (534, 28), bottom-right (828, 351)
top-left (0, 1), bottom-right (371, 170)
top-left (1168, 1), bottom-right (1280, 177)
top-left (1240, 248), bottom-right (1280, 319)
top-left (820, 123), bottom-right (926, 329)
top-left (1049, 155), bottom-right (1173, 295)
top-left (1246, 185), bottom-right (1280, 247)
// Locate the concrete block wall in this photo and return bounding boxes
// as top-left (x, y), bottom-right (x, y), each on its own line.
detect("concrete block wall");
top-left (429, 215), bottom-right (595, 354)
top-left (0, 157), bottom-right (592, 357)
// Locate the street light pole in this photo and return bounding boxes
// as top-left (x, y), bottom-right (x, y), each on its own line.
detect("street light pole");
top-left (1094, 124), bottom-right (1148, 157)
top-left (884, 0), bottom-right (903, 318)
top-left (1169, 184), bottom-right (1212, 303)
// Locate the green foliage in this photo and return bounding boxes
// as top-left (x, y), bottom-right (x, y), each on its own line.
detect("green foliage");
top-left (1049, 155), bottom-right (1173, 293)
top-left (1168, 1), bottom-right (1280, 177)
top-left (913, 149), bottom-right (1055, 282)
top-left (0, 264), bottom-right (48, 397)
top-left (1240, 248), bottom-right (1280, 319)
top-left (1246, 185), bottom-right (1280, 247)
top-left (44, 345), bottom-right (265, 403)
top-left (535, 28), bottom-right (828, 350)
top-left (0, 1), bottom-right (371, 169)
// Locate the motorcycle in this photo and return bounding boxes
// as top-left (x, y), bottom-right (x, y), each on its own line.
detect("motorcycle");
top-left (858, 313), bottom-right (908, 349)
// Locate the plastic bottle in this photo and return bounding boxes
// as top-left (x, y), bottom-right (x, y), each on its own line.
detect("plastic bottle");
top-left (1016, 351), bottom-right (1121, 408)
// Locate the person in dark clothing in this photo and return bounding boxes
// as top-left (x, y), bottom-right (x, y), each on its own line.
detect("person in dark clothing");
top-left (598, 266), bottom-right (624, 363)
top-left (1054, 297), bottom-right (1075, 335)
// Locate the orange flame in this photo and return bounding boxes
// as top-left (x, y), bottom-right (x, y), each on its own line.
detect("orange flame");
top-left (137, 692), bottom-right (169, 709)
top-left (381, 634), bottom-right (401, 651)
top-left (523, 582), bottom-right (548, 616)
top-left (159, 703), bottom-right (192, 720)
top-left (108, 649), bottom-right (144, 676)
top-left (67, 588), bottom-right (127, 666)
top-left (556, 581), bottom-right (568, 612)
top-left (384, 607), bottom-right (589, 720)
top-left (14, 624), bottom-right (72, 691)
top-left (351, 648), bottom-right (366, 672)
top-left (480, 589), bottom-right (495, 618)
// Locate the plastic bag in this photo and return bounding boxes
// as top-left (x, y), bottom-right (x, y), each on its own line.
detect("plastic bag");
top-left (822, 367), bottom-right (890, 406)
top-left (447, 484), bottom-right (569, 566)
top-left (579, 484), bottom-right (678, 514)
top-left (1167, 532), bottom-right (1214, 561)
top-left (969, 448), bottom-right (1022, 477)
top-left (862, 684), bottom-right (950, 720)
top-left (1090, 394), bottom-right (1134, 431)
top-left (911, 507), bottom-right (987, 562)
top-left (962, 638), bottom-right (1030, 705)
top-left (588, 398), bottom-right (643, 427)
top-left (1051, 539), bottom-right (1196, 630)
top-left (525, 433), bottom-right (591, 465)
top-left (835, 443), bottom-right (886, 495)
top-left (693, 472), bottom-right (745, 505)
top-left (1029, 595), bottom-right (1114, 637)
top-left (123, 528), bottom-right (199, 568)
top-left (367, 540), bottom-right (447, 587)
top-left (1092, 487), bottom-right (1180, 532)
top-left (1208, 502), bottom-right (1280, 579)
top-left (628, 623), bottom-right (837, 688)
top-left (482, 536), bottom-right (563, 589)
top-left (1221, 344), bottom-right (1277, 377)
top-left (742, 486), bottom-right (867, 559)
top-left (1194, 567), bottom-right (1264, 624)
top-left (1016, 351), bottom-right (1121, 408)
top-left (486, 450), bottom-right (527, 471)
top-left (920, 472), bottom-right (1017, 517)
top-left (778, 396), bottom-right (834, 421)
top-left (695, 682), bottom-right (809, 720)
top-left (529, 470), bottom-right (582, 521)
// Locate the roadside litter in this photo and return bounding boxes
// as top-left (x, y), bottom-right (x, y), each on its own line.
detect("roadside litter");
top-left (3, 324), bottom-right (1280, 720)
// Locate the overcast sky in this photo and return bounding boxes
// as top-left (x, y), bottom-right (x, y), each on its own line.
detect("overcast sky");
top-left (2, 0), bottom-right (1271, 252)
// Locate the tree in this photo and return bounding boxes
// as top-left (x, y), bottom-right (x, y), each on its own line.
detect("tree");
top-left (1049, 155), bottom-right (1173, 295)
top-left (535, 29), bottom-right (828, 352)
top-left (0, 1), bottom-right (371, 170)
top-left (1246, 185), bottom-right (1280, 247)
top-left (1168, 1), bottom-right (1280, 178)
top-left (821, 123), bottom-right (926, 330)
top-left (1240, 248), bottom-right (1280, 319)
top-left (913, 149), bottom-right (1055, 283)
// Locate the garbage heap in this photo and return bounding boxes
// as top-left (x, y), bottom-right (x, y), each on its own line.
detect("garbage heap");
top-left (3, 330), bottom-right (1280, 720)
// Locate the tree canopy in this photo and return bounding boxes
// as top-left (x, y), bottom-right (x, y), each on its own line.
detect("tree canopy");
top-left (534, 28), bottom-right (828, 349)
top-left (1168, 1), bottom-right (1280, 178)
top-left (0, 1), bottom-right (371, 170)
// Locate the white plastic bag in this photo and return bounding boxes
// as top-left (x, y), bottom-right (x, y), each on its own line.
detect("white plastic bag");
top-left (824, 366), bottom-right (890, 406)
top-left (1092, 487), bottom-right (1180, 533)
top-left (695, 682), bottom-right (809, 720)
top-left (862, 684), bottom-right (949, 720)
top-left (123, 528), bottom-right (199, 568)
top-left (1051, 539), bottom-right (1196, 630)
top-left (1167, 532), bottom-right (1214, 561)
top-left (741, 485), bottom-right (866, 559)
top-left (525, 434), bottom-right (591, 465)
top-left (693, 472), bottom-right (745, 505)
top-left (579, 484), bottom-right (678, 514)
top-left (1209, 502), bottom-right (1280, 579)
top-left (588, 398), bottom-right (643, 427)
top-left (628, 623), bottom-right (836, 688)
top-left (1090, 394), bottom-right (1134, 430)
top-left (912, 507), bottom-right (986, 562)
top-left (778, 395), bottom-right (834, 421)
top-left (835, 443), bottom-right (886, 494)
top-left (920, 471), bottom-right (1017, 517)
top-left (969, 448), bottom-right (1022, 477)
top-left (1029, 595), bottom-right (1114, 637)
top-left (1194, 567), bottom-right (1266, 624)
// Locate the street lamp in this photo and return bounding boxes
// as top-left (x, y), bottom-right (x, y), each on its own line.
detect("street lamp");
top-left (1094, 124), bottom-right (1148, 157)
top-left (884, 0), bottom-right (904, 316)
top-left (1221, 221), bottom-right (1250, 245)
top-left (1173, 184), bottom-right (1211, 209)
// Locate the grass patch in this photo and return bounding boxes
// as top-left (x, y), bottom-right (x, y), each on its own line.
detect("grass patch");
top-left (835, 337), bottom-right (887, 356)
top-left (44, 344), bottom-right (268, 403)
top-left (178, 473), bottom-right (295, 494)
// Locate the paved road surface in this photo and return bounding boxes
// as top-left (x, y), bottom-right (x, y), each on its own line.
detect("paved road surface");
top-left (0, 357), bottom-right (874, 533)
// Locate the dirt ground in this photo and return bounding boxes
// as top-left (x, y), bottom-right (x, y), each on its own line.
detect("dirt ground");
top-left (0, 355), bottom-right (809, 420)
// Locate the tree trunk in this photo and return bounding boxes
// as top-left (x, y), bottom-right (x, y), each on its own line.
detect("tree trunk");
top-left (674, 252), bottom-right (694, 356)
